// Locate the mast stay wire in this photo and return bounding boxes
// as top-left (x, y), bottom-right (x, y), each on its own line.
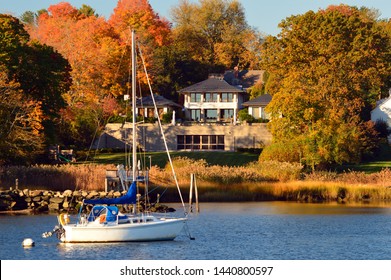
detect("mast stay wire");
top-left (136, 41), bottom-right (187, 215)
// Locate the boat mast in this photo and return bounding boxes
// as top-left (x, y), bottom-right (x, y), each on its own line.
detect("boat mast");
top-left (131, 30), bottom-right (137, 181)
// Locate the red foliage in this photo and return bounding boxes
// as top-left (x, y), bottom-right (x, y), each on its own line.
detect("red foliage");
top-left (321, 4), bottom-right (355, 17)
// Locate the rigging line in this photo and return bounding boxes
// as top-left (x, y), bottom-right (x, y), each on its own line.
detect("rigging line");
top-left (67, 117), bottom-right (103, 215)
top-left (137, 76), bottom-right (147, 172)
top-left (137, 42), bottom-right (187, 213)
top-left (113, 31), bottom-right (132, 86)
top-left (83, 120), bottom-right (101, 163)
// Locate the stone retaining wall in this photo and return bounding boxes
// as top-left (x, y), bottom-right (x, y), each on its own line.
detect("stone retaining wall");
top-left (0, 188), bottom-right (127, 213)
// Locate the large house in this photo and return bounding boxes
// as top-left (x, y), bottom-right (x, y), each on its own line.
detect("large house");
top-left (179, 74), bottom-right (246, 124)
top-left (96, 70), bottom-right (273, 151)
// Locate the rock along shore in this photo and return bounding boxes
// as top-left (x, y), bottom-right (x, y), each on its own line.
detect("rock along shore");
top-left (0, 188), bottom-right (173, 213)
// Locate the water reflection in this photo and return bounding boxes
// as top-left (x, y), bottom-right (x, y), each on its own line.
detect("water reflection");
top-left (261, 201), bottom-right (391, 215)
top-left (2, 202), bottom-right (391, 260)
top-left (196, 201), bottom-right (391, 216)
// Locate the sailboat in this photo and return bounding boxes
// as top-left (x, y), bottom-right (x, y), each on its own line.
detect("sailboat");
top-left (43, 30), bottom-right (188, 243)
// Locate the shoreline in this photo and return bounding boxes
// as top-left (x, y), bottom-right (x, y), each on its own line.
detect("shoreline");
top-left (2, 179), bottom-right (391, 213)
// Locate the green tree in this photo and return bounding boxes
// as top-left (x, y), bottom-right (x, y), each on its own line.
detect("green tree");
top-left (260, 5), bottom-right (391, 168)
top-left (20, 11), bottom-right (37, 26)
top-left (78, 4), bottom-right (98, 18)
top-left (0, 14), bottom-right (30, 78)
top-left (0, 14), bottom-right (71, 161)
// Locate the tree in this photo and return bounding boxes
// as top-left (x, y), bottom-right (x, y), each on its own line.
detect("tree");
top-left (29, 3), bottom-right (123, 147)
top-left (0, 14), bottom-right (71, 153)
top-left (171, 0), bottom-right (262, 70)
top-left (109, 0), bottom-right (172, 94)
top-left (0, 67), bottom-right (44, 164)
top-left (79, 4), bottom-right (98, 18)
top-left (0, 14), bottom-right (30, 78)
top-left (260, 5), bottom-right (391, 168)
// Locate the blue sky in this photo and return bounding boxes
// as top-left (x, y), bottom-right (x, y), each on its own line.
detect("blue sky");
top-left (1, 0), bottom-right (390, 36)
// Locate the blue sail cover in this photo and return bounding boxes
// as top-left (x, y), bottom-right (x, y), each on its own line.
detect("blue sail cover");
top-left (84, 181), bottom-right (137, 205)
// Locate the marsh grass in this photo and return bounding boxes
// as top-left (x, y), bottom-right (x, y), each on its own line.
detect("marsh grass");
top-left (1, 158), bottom-right (390, 203)
top-left (0, 164), bottom-right (114, 191)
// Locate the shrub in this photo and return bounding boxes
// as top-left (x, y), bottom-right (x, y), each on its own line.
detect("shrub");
top-left (259, 141), bottom-right (302, 163)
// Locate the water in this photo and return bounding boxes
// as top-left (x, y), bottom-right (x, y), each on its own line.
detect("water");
top-left (1, 202), bottom-right (391, 260)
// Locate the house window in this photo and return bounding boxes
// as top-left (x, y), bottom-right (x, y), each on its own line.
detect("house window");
top-left (147, 108), bottom-right (155, 118)
top-left (260, 107), bottom-right (270, 119)
top-left (205, 93), bottom-right (218, 102)
top-left (138, 108), bottom-right (145, 117)
top-left (221, 93), bottom-right (233, 102)
top-left (177, 134), bottom-right (185, 150)
top-left (221, 109), bottom-right (234, 121)
top-left (193, 135), bottom-right (200, 150)
top-left (190, 109), bottom-right (201, 121)
top-left (217, 135), bottom-right (225, 150)
top-left (253, 107), bottom-right (260, 119)
top-left (205, 109), bottom-right (217, 122)
top-left (202, 135), bottom-right (209, 150)
top-left (177, 135), bottom-right (225, 150)
top-left (210, 135), bottom-right (217, 149)
top-left (190, 93), bottom-right (202, 102)
top-left (185, 135), bottom-right (192, 149)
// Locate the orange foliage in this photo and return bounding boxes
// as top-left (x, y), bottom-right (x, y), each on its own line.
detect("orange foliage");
top-left (47, 2), bottom-right (79, 19)
top-left (30, 2), bottom-right (119, 105)
top-left (26, 0), bottom-right (174, 137)
top-left (109, 0), bottom-right (171, 46)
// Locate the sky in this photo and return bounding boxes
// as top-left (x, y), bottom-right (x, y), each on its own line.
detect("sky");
top-left (1, 0), bottom-right (390, 36)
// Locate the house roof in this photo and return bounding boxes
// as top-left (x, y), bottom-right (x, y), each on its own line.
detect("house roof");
top-left (136, 94), bottom-right (181, 108)
top-left (242, 94), bottom-right (272, 107)
top-left (178, 77), bottom-right (245, 93)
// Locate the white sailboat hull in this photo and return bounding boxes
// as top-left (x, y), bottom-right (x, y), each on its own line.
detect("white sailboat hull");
top-left (61, 217), bottom-right (187, 243)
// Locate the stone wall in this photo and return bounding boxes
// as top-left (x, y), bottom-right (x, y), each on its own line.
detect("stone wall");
top-left (0, 188), bottom-right (126, 213)
top-left (95, 123), bottom-right (272, 151)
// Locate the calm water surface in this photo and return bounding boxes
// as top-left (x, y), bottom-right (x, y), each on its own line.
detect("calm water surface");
top-left (1, 202), bottom-right (391, 260)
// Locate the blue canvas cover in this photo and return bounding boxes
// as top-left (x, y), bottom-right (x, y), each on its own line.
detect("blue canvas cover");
top-left (87, 205), bottom-right (119, 222)
top-left (84, 181), bottom-right (137, 205)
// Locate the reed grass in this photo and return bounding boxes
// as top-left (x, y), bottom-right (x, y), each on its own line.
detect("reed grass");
top-left (1, 158), bottom-right (390, 203)
top-left (0, 164), bottom-right (114, 191)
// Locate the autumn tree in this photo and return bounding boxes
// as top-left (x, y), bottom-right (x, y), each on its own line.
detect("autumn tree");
top-left (29, 3), bottom-right (122, 147)
top-left (0, 68), bottom-right (45, 164)
top-left (0, 14), bottom-right (71, 162)
top-left (260, 5), bottom-right (391, 168)
top-left (108, 0), bottom-right (172, 95)
top-left (170, 0), bottom-right (263, 70)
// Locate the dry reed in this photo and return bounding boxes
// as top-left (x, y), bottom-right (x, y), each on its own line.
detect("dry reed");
top-left (1, 158), bottom-right (390, 202)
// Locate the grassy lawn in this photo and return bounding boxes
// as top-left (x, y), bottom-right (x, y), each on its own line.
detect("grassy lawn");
top-left (337, 144), bottom-right (391, 173)
top-left (89, 151), bottom-right (259, 168)
top-left (338, 161), bottom-right (391, 173)
top-left (87, 146), bottom-right (391, 173)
